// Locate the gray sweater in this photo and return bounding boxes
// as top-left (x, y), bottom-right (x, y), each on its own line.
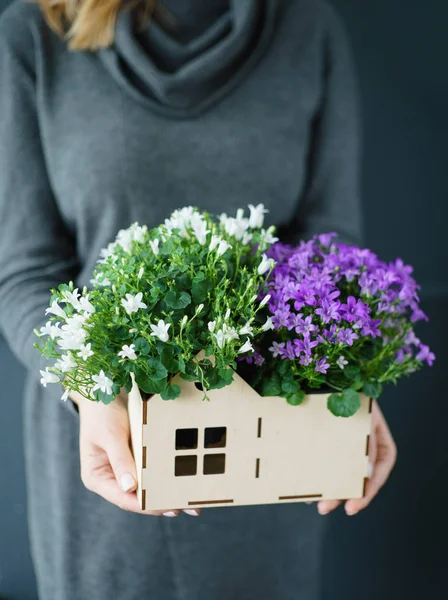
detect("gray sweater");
top-left (0, 1), bottom-right (362, 599)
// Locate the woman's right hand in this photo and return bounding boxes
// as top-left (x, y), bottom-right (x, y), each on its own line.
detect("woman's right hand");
top-left (70, 390), bottom-right (199, 517)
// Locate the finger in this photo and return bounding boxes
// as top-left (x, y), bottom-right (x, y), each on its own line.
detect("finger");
top-left (88, 475), bottom-right (180, 517)
top-left (104, 425), bottom-right (139, 494)
top-left (317, 499), bottom-right (343, 515)
top-left (183, 509), bottom-right (201, 516)
top-left (346, 413), bottom-right (396, 515)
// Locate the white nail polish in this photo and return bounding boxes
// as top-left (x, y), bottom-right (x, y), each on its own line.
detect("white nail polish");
top-left (183, 509), bottom-right (199, 516)
top-left (163, 511), bottom-right (178, 517)
top-left (120, 473), bottom-right (135, 492)
top-left (367, 461), bottom-right (374, 478)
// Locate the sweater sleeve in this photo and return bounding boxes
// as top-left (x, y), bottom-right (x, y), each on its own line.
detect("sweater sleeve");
top-left (278, 6), bottom-right (363, 247)
top-left (0, 15), bottom-right (81, 375)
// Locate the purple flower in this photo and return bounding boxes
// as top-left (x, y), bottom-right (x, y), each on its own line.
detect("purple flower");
top-left (293, 314), bottom-right (318, 336)
top-left (318, 233), bottom-right (338, 247)
top-left (360, 318), bottom-right (382, 339)
top-left (269, 342), bottom-right (285, 358)
top-left (293, 332), bottom-right (319, 356)
top-left (337, 328), bottom-right (359, 346)
top-left (340, 296), bottom-right (369, 323)
top-left (299, 354), bottom-right (313, 366)
top-left (416, 344), bottom-right (436, 366)
top-left (315, 356), bottom-right (330, 374)
top-left (280, 341), bottom-right (297, 360)
top-left (315, 298), bottom-right (341, 324)
top-left (253, 353), bottom-right (265, 366)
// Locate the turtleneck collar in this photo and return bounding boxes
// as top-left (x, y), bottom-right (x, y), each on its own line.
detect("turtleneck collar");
top-left (98, 0), bottom-right (279, 119)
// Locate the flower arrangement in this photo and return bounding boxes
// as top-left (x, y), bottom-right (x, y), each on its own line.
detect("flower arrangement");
top-left (241, 233), bottom-right (435, 417)
top-left (34, 205), bottom-right (278, 403)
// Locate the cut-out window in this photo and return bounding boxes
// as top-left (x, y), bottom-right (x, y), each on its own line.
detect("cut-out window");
top-left (175, 455), bottom-right (197, 477)
top-left (203, 453), bottom-right (226, 475)
top-left (175, 428), bottom-right (198, 450)
top-left (204, 427), bottom-right (226, 448)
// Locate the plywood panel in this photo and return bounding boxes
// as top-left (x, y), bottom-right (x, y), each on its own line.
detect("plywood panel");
top-left (130, 370), bottom-right (372, 511)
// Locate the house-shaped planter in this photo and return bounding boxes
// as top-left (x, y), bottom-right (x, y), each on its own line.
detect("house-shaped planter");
top-left (128, 369), bottom-right (373, 511)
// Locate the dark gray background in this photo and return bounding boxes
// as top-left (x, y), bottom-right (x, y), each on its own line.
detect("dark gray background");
top-left (0, 0), bottom-right (446, 598)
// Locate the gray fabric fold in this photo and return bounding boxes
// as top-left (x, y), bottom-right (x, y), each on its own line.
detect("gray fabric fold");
top-left (98, 0), bottom-right (278, 117)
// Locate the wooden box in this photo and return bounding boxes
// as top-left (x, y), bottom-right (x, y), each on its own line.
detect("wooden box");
top-left (128, 370), bottom-right (373, 511)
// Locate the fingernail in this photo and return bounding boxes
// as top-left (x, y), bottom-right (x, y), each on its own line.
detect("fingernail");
top-left (345, 506), bottom-right (357, 516)
top-left (120, 473), bottom-right (135, 492)
top-left (318, 505), bottom-right (328, 515)
top-left (183, 509), bottom-right (199, 516)
top-left (163, 511), bottom-right (178, 518)
top-left (367, 461), bottom-right (374, 478)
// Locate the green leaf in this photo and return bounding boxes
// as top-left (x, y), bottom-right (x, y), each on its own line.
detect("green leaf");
top-left (218, 368), bottom-right (234, 386)
top-left (146, 358), bottom-right (168, 380)
top-left (177, 274), bottom-right (192, 291)
top-left (344, 365), bottom-right (360, 380)
top-left (165, 290), bottom-right (191, 310)
top-left (135, 372), bottom-right (167, 395)
top-left (178, 355), bottom-right (186, 373)
top-left (286, 390), bottom-right (305, 406)
top-left (191, 279), bottom-right (213, 304)
top-left (134, 337), bottom-right (150, 355)
top-left (261, 372), bottom-right (282, 396)
top-left (327, 389), bottom-right (361, 418)
top-left (160, 346), bottom-right (179, 372)
top-left (93, 389), bottom-right (114, 405)
top-left (161, 384), bottom-right (181, 400)
top-left (281, 379), bottom-right (300, 394)
top-left (362, 382), bottom-right (383, 398)
top-left (350, 379), bottom-right (364, 391)
top-left (123, 375), bottom-right (133, 394)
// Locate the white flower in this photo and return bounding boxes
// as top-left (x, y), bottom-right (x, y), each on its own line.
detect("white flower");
top-left (261, 316), bottom-right (274, 331)
top-left (181, 315), bottom-right (188, 326)
top-left (196, 304), bottom-right (204, 313)
top-left (62, 288), bottom-right (82, 310)
top-left (258, 254), bottom-right (275, 275)
top-left (78, 343), bottom-right (94, 361)
top-left (40, 369), bottom-right (60, 387)
top-left (225, 308), bottom-right (231, 320)
top-left (138, 267), bottom-right (144, 279)
top-left (92, 370), bottom-right (114, 396)
top-left (98, 242), bottom-right (118, 264)
top-left (337, 356), bottom-right (349, 369)
top-left (39, 321), bottom-right (61, 340)
top-left (208, 321), bottom-right (216, 333)
top-left (239, 339), bottom-right (254, 354)
top-left (217, 240), bottom-right (232, 256)
top-left (248, 203), bottom-right (268, 229)
top-left (239, 323), bottom-right (254, 336)
top-left (121, 292), bottom-right (147, 315)
top-left (242, 231), bottom-right (253, 245)
top-left (118, 344), bottom-right (137, 360)
top-left (116, 228), bottom-right (134, 252)
top-left (223, 324), bottom-right (239, 343)
top-left (259, 227), bottom-right (279, 250)
top-left (214, 330), bottom-right (226, 349)
top-left (149, 239), bottom-right (160, 255)
top-left (250, 294), bottom-right (258, 303)
top-left (61, 388), bottom-right (71, 402)
top-left (209, 235), bottom-right (221, 251)
top-left (78, 295), bottom-right (95, 314)
top-left (129, 223), bottom-right (147, 243)
top-left (259, 294), bottom-right (271, 308)
top-left (223, 216), bottom-right (249, 241)
top-left (150, 319), bottom-right (171, 342)
top-left (57, 315), bottom-right (88, 351)
top-left (45, 300), bottom-right (67, 320)
top-left (190, 214), bottom-right (210, 245)
top-left (55, 353), bottom-right (77, 373)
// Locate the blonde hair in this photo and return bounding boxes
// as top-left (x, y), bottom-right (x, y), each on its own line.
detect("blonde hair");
top-left (32, 0), bottom-right (156, 51)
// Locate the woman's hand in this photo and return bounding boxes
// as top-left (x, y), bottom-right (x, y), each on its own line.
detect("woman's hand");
top-left (71, 390), bottom-right (200, 517)
top-left (317, 399), bottom-right (397, 516)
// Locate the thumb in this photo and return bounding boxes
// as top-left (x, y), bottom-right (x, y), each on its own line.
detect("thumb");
top-left (106, 428), bottom-right (138, 493)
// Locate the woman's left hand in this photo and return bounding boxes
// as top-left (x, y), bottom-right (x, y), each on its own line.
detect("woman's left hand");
top-left (317, 399), bottom-right (397, 516)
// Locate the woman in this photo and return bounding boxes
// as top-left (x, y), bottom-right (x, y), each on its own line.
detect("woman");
top-left (0, 1), bottom-right (397, 599)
